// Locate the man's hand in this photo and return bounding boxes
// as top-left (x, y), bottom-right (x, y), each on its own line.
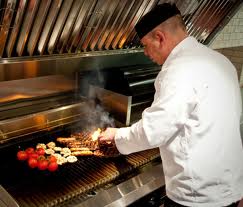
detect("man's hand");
top-left (98, 128), bottom-right (118, 145)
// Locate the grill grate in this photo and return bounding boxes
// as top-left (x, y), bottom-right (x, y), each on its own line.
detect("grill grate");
top-left (0, 130), bottom-right (160, 207)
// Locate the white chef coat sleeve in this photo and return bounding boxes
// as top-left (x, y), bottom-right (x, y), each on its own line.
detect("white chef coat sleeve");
top-left (115, 67), bottom-right (199, 155)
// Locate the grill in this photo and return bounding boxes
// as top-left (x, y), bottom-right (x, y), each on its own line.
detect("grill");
top-left (0, 1), bottom-right (242, 206)
top-left (0, 128), bottom-right (161, 207)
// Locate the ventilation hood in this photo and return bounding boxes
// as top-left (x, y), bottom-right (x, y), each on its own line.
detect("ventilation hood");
top-left (0, 0), bottom-right (242, 58)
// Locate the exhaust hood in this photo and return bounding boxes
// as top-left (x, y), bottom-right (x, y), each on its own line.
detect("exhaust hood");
top-left (0, 0), bottom-right (242, 58)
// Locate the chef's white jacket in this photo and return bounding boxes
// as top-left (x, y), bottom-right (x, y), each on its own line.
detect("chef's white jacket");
top-left (115, 37), bottom-right (243, 207)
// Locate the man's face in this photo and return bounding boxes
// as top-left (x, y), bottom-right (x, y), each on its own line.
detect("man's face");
top-left (141, 35), bottom-right (163, 65)
top-left (141, 32), bottom-right (168, 65)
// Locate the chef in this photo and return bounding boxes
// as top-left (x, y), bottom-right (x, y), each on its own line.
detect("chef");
top-left (98, 3), bottom-right (243, 207)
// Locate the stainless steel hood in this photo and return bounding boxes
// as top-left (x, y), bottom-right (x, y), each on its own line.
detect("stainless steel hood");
top-left (0, 0), bottom-right (242, 58)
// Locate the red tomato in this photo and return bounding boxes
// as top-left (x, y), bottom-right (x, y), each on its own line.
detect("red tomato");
top-left (36, 148), bottom-right (45, 156)
top-left (29, 153), bottom-right (39, 159)
top-left (28, 158), bottom-right (38, 168)
top-left (38, 160), bottom-right (49, 170)
top-left (48, 162), bottom-right (58, 172)
top-left (17, 151), bottom-right (28, 161)
top-left (25, 147), bottom-right (35, 155)
top-left (48, 155), bottom-right (57, 163)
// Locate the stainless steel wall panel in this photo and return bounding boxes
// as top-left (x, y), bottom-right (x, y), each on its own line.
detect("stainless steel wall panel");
top-left (57, 0), bottom-right (84, 54)
top-left (77, 0), bottom-right (109, 52)
top-left (66, 0), bottom-right (96, 53)
top-left (16, 0), bottom-right (39, 56)
top-left (47, 0), bottom-right (74, 55)
top-left (112, 0), bottom-right (144, 49)
top-left (6, 0), bottom-right (27, 58)
top-left (104, 0), bottom-right (136, 50)
top-left (37, 0), bottom-right (63, 55)
top-left (0, 0), bottom-right (240, 57)
top-left (194, 0), bottom-right (229, 42)
top-left (0, 49), bottom-right (149, 81)
top-left (190, 0), bottom-right (219, 38)
top-left (185, 0), bottom-right (207, 34)
top-left (0, 0), bottom-right (16, 57)
top-left (97, 0), bottom-right (128, 50)
top-left (89, 0), bottom-right (119, 51)
top-left (200, 1), bottom-right (233, 43)
top-left (27, 0), bottom-right (52, 56)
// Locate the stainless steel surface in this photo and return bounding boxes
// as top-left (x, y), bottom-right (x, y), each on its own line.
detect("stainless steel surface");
top-left (76, 0), bottom-right (107, 52)
top-left (76, 164), bottom-right (165, 207)
top-left (89, 0), bottom-right (119, 51)
top-left (6, 0), bottom-right (27, 57)
top-left (0, 75), bottom-right (75, 103)
top-left (105, 0), bottom-right (136, 50)
top-left (27, 0), bottom-right (52, 56)
top-left (0, 0), bottom-right (240, 57)
top-left (16, 0), bottom-right (39, 56)
top-left (57, 0), bottom-right (84, 54)
top-left (0, 0), bottom-right (16, 57)
top-left (66, 0), bottom-right (96, 53)
top-left (0, 101), bottom-right (88, 142)
top-left (0, 185), bottom-right (19, 207)
top-left (48, 0), bottom-right (74, 55)
top-left (89, 85), bottom-right (132, 126)
top-left (38, 0), bottom-right (63, 55)
top-left (114, 0), bottom-right (148, 49)
top-left (0, 49), bottom-right (150, 82)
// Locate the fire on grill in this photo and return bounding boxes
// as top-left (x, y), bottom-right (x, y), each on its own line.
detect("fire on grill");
top-left (56, 128), bottom-right (120, 158)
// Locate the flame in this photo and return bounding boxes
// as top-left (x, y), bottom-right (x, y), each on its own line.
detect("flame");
top-left (91, 128), bottom-right (101, 141)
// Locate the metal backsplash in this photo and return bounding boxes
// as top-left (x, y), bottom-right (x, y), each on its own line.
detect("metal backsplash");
top-left (0, 0), bottom-right (242, 58)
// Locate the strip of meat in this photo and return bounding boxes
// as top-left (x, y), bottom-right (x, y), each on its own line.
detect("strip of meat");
top-left (70, 147), bottom-right (91, 151)
top-left (56, 137), bottom-right (76, 143)
top-left (71, 151), bottom-right (93, 156)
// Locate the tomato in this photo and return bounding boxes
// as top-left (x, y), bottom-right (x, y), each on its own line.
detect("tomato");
top-left (17, 151), bottom-right (28, 161)
top-left (48, 162), bottom-right (58, 172)
top-left (28, 158), bottom-right (38, 168)
top-left (38, 160), bottom-right (49, 170)
top-left (36, 148), bottom-right (45, 156)
top-left (25, 147), bottom-right (35, 155)
top-left (48, 155), bottom-right (57, 163)
top-left (29, 153), bottom-right (39, 159)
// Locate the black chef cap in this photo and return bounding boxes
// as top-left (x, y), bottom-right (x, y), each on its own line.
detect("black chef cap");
top-left (135, 3), bottom-right (181, 39)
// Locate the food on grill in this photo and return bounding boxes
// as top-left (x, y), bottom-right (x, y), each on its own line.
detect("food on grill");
top-left (56, 129), bottom-right (121, 158)
top-left (17, 151), bottom-right (28, 161)
top-left (36, 143), bottom-right (47, 149)
top-left (69, 147), bottom-right (90, 151)
top-left (48, 162), bottom-right (58, 172)
top-left (93, 148), bottom-right (120, 158)
top-left (56, 157), bottom-right (67, 165)
top-left (54, 147), bottom-right (62, 151)
top-left (29, 152), bottom-right (39, 159)
top-left (48, 155), bottom-right (57, 163)
top-left (53, 153), bottom-right (62, 159)
top-left (17, 142), bottom-right (78, 171)
top-left (36, 148), bottom-right (45, 156)
top-left (47, 142), bottom-right (56, 149)
top-left (66, 155), bottom-right (78, 163)
top-left (38, 159), bottom-right (49, 170)
top-left (61, 147), bottom-right (71, 153)
top-left (56, 137), bottom-right (76, 143)
top-left (45, 149), bottom-right (55, 155)
top-left (25, 147), bottom-right (35, 155)
top-left (28, 157), bottom-right (38, 168)
top-left (71, 151), bottom-right (93, 156)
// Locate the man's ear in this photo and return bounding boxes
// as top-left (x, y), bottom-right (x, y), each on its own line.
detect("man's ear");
top-left (154, 30), bottom-right (165, 47)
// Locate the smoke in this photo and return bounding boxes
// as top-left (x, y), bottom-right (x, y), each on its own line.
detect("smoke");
top-left (83, 101), bottom-right (115, 131)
